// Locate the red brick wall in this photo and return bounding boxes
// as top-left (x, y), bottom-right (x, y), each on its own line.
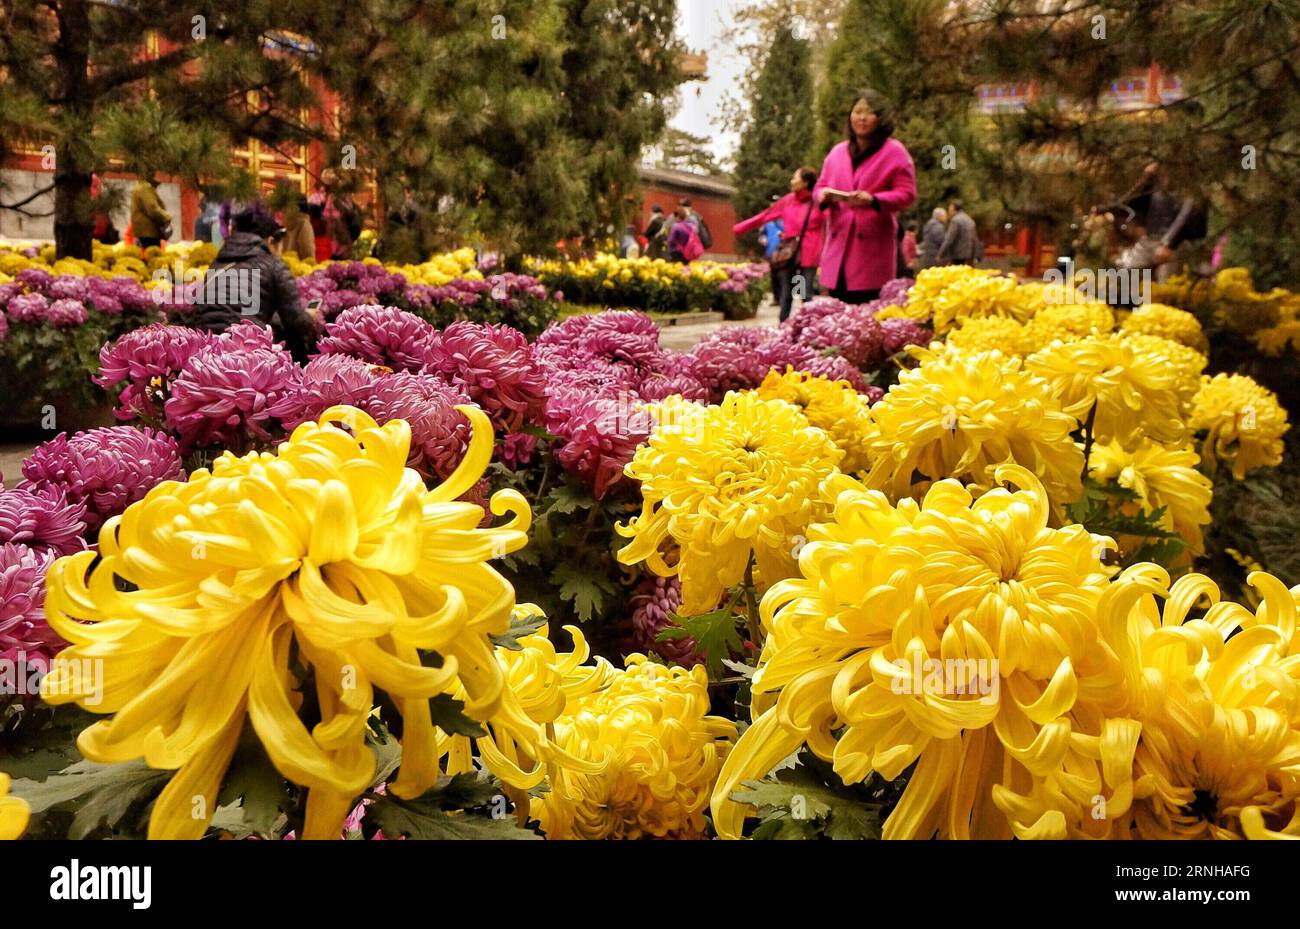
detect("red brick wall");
top-left (637, 184), bottom-right (737, 257)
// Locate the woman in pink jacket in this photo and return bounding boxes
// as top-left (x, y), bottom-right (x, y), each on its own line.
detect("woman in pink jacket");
top-left (814, 90), bottom-right (917, 304)
top-left (734, 167), bottom-right (824, 321)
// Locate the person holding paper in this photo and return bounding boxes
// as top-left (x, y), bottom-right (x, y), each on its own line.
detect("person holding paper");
top-left (814, 89), bottom-right (917, 304)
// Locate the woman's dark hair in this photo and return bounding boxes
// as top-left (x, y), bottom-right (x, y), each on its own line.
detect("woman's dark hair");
top-left (798, 166), bottom-right (818, 189)
top-left (234, 204), bottom-right (282, 240)
top-left (845, 88), bottom-right (896, 158)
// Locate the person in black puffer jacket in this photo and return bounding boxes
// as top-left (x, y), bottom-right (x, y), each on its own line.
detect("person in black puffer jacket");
top-left (190, 207), bottom-right (318, 361)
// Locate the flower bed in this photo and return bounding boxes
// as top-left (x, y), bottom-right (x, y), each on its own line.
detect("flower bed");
top-left (528, 253), bottom-right (770, 318)
top-left (1, 261), bottom-right (1297, 842)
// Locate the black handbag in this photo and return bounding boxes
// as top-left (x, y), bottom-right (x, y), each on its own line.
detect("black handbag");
top-left (771, 199), bottom-right (815, 271)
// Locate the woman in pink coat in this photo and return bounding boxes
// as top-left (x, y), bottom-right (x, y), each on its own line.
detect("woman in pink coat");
top-left (733, 167), bottom-right (824, 321)
top-left (814, 90), bottom-right (917, 303)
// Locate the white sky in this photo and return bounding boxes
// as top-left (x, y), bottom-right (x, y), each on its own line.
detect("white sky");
top-left (671, 0), bottom-right (750, 166)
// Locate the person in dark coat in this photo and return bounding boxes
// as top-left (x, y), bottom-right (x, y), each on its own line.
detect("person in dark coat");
top-left (191, 208), bottom-right (318, 361)
top-left (918, 207), bottom-right (947, 270)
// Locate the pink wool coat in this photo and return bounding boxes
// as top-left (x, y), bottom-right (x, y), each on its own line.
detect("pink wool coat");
top-left (814, 138), bottom-right (917, 291)
top-left (732, 190), bottom-right (825, 268)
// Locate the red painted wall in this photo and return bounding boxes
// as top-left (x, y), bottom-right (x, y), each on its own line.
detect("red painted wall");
top-left (637, 185), bottom-right (737, 257)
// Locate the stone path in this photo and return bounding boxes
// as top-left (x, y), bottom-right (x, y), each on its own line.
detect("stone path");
top-left (0, 299), bottom-right (783, 488)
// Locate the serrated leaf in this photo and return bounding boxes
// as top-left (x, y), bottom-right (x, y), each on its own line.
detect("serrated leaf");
top-left (490, 611), bottom-right (549, 651)
top-left (553, 563), bottom-right (616, 623)
top-left (546, 482), bottom-right (594, 516)
top-left (659, 605), bottom-right (744, 679)
top-left (428, 694), bottom-right (487, 738)
top-left (215, 732), bottom-right (294, 837)
top-left (366, 792), bottom-right (538, 840)
top-left (824, 799), bottom-right (882, 840)
top-left (11, 759), bottom-right (169, 839)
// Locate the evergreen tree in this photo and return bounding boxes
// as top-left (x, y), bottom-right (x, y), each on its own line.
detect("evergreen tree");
top-left (0, 1), bottom-right (362, 259)
top-left (732, 19), bottom-right (816, 223)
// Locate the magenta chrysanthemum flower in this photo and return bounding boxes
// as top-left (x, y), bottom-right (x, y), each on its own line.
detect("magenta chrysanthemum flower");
top-left (545, 386), bottom-right (650, 499)
top-left (49, 277), bottom-right (90, 302)
top-left (0, 312), bottom-right (8, 342)
top-left (499, 431), bottom-right (538, 469)
top-left (44, 297), bottom-right (90, 327)
top-left (799, 354), bottom-right (869, 391)
top-left (216, 321), bottom-right (278, 351)
top-left (628, 575), bottom-right (701, 667)
top-left (796, 305), bottom-right (885, 368)
top-left (277, 354), bottom-right (380, 430)
top-left (688, 338), bottom-right (771, 400)
top-left (863, 384), bottom-right (885, 404)
top-left (785, 297), bottom-right (848, 340)
top-left (163, 345), bottom-right (302, 452)
top-left (15, 268), bottom-right (54, 294)
top-left (0, 486), bottom-right (87, 557)
top-left (316, 305), bottom-right (441, 373)
top-left (0, 543), bottom-right (64, 665)
top-left (575, 311), bottom-right (664, 370)
top-left (879, 317), bottom-right (932, 355)
top-left (18, 426), bottom-right (185, 535)
top-left (876, 277), bottom-right (914, 308)
top-left (365, 372), bottom-right (473, 482)
top-left (635, 370), bottom-right (710, 403)
top-left (430, 321), bottom-right (546, 432)
top-left (96, 324), bottom-right (216, 422)
top-left (7, 292), bottom-right (50, 323)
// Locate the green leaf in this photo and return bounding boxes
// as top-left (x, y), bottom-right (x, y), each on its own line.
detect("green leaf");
top-left (546, 482), bottom-right (594, 516)
top-left (553, 563), bottom-right (616, 624)
top-left (659, 604), bottom-right (745, 680)
top-left (365, 774), bottom-right (539, 840)
top-left (215, 729), bottom-right (294, 837)
top-left (489, 611), bottom-right (549, 651)
top-left (11, 759), bottom-right (169, 839)
top-left (729, 764), bottom-right (884, 841)
top-left (427, 694), bottom-right (487, 739)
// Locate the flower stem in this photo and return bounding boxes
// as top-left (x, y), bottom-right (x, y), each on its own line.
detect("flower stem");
top-left (742, 555), bottom-right (763, 651)
top-left (1080, 400), bottom-right (1099, 483)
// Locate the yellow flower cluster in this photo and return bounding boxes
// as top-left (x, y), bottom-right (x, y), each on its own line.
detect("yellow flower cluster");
top-left (534, 655), bottom-right (736, 839)
top-left (864, 348), bottom-right (1084, 504)
top-left (754, 368), bottom-right (875, 472)
top-left (392, 247), bottom-right (483, 286)
top-left (1088, 438), bottom-right (1213, 554)
top-left (1119, 303), bottom-right (1208, 352)
top-left (617, 392), bottom-right (843, 615)
top-left (712, 464), bottom-right (1300, 840)
top-left (41, 404), bottom-right (549, 839)
top-left (529, 252), bottom-right (734, 288)
top-left (1190, 373), bottom-right (1290, 479)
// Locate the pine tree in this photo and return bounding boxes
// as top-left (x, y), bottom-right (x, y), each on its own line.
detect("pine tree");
top-left (732, 19), bottom-right (816, 224)
top-left (0, 1), bottom-right (363, 259)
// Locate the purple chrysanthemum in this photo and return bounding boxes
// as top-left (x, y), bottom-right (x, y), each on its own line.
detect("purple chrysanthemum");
top-left (19, 426), bottom-right (185, 535)
top-left (430, 321), bottom-right (546, 432)
top-left (277, 354), bottom-right (381, 430)
top-left (799, 354), bottom-right (869, 391)
top-left (634, 370), bottom-right (710, 403)
top-left (96, 324), bottom-right (216, 422)
top-left (164, 345), bottom-right (303, 452)
top-left (44, 297), bottom-right (90, 328)
top-left (575, 311), bottom-right (665, 370)
top-left (796, 305), bottom-right (885, 368)
top-left (876, 277), bottom-right (914, 308)
top-left (0, 543), bottom-right (64, 665)
top-left (7, 292), bottom-right (50, 323)
top-left (316, 305), bottom-right (441, 373)
top-left (544, 384), bottom-right (650, 499)
top-left (365, 372), bottom-right (473, 482)
top-left (0, 486), bottom-right (87, 557)
top-left (785, 297), bottom-right (848, 340)
top-left (628, 575), bottom-right (701, 667)
top-left (15, 268), bottom-right (54, 294)
top-left (879, 317), bottom-right (932, 355)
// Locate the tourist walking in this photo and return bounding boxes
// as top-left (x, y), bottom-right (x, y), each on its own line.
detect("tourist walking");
top-left (814, 89), bottom-right (917, 304)
top-left (129, 175), bottom-right (172, 249)
top-left (936, 199), bottom-right (980, 265)
top-left (734, 167), bottom-right (825, 321)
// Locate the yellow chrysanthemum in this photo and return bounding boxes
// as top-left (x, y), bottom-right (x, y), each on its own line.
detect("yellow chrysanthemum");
top-left (0, 773), bottom-right (29, 840)
top-left (1026, 334), bottom-right (1193, 444)
top-left (754, 368), bottom-right (875, 472)
top-left (1024, 300), bottom-right (1115, 347)
top-left (534, 655), bottom-right (736, 839)
top-left (864, 348), bottom-right (1083, 505)
top-left (1190, 373), bottom-right (1290, 479)
top-left (617, 392), bottom-right (843, 615)
top-left (1096, 565), bottom-right (1300, 838)
top-left (944, 315), bottom-right (1034, 356)
top-left (1255, 318), bottom-right (1300, 357)
top-left (1088, 438), bottom-right (1213, 555)
top-left (925, 270), bottom-right (1038, 335)
top-left (1124, 333), bottom-right (1208, 383)
top-left (1120, 303), bottom-right (1208, 352)
top-left (41, 405), bottom-right (544, 840)
top-left (711, 465), bottom-right (1115, 840)
top-left (438, 614), bottom-right (613, 789)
